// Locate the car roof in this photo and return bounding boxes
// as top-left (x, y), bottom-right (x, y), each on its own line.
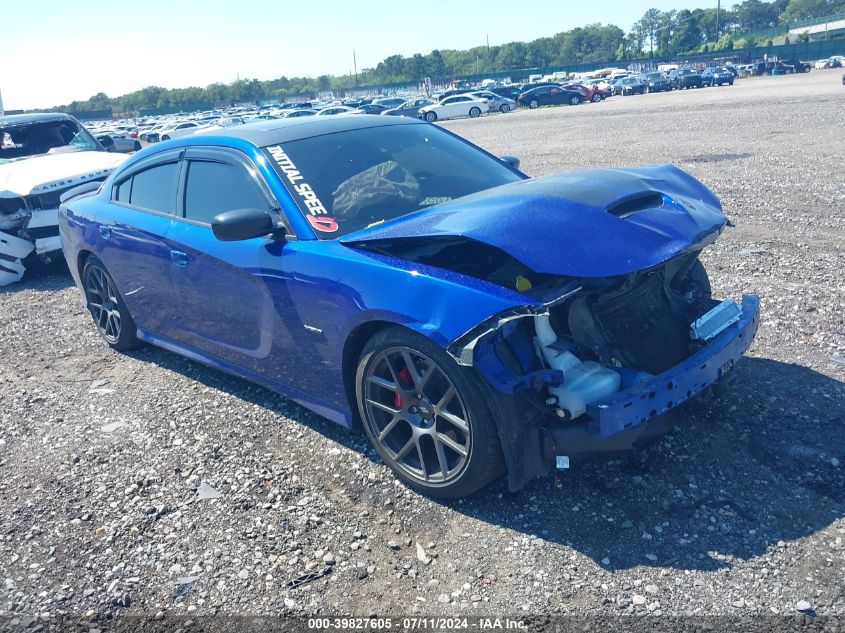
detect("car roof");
top-left (195, 113), bottom-right (423, 146)
top-left (0, 112), bottom-right (78, 127)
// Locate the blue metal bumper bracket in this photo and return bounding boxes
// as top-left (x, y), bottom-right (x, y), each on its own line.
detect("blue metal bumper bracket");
top-left (587, 294), bottom-right (760, 438)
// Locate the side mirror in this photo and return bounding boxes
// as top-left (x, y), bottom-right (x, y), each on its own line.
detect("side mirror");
top-left (500, 155), bottom-right (521, 170)
top-left (211, 208), bottom-right (282, 242)
top-left (98, 135), bottom-right (116, 152)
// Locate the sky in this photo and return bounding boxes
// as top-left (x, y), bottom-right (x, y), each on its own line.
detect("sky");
top-left (2, 0), bottom-right (713, 110)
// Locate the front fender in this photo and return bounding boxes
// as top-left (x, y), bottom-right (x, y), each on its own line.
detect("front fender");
top-left (291, 241), bottom-right (537, 350)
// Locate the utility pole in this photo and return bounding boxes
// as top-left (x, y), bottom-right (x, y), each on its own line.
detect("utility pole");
top-left (715, 0), bottom-right (721, 40)
top-left (353, 49), bottom-right (358, 86)
top-left (486, 33), bottom-right (489, 52)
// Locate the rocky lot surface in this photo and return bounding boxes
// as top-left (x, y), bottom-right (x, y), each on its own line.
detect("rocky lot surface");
top-left (1, 71), bottom-right (843, 627)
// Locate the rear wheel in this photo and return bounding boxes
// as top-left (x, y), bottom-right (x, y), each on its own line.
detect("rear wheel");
top-left (499, 104), bottom-right (511, 113)
top-left (161, 134), bottom-right (170, 141)
top-left (424, 111), bottom-right (437, 122)
top-left (133, 141), bottom-right (142, 151)
top-left (569, 96), bottom-right (580, 105)
top-left (528, 99), bottom-right (539, 109)
top-left (469, 107), bottom-right (481, 118)
top-left (82, 257), bottom-right (140, 351)
top-left (356, 327), bottom-right (504, 498)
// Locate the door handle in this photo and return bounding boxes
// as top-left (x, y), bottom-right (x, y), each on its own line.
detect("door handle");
top-left (170, 250), bottom-right (188, 268)
top-left (99, 225), bottom-right (111, 239)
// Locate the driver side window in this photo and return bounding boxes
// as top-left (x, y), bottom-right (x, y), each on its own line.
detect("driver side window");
top-left (183, 160), bottom-right (268, 225)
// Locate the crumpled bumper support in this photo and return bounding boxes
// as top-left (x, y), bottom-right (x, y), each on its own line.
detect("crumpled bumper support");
top-left (0, 208), bottom-right (62, 286)
top-left (0, 230), bottom-right (35, 285)
top-left (587, 293), bottom-right (760, 437)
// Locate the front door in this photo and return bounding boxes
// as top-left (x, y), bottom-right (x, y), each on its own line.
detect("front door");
top-left (165, 148), bottom-right (295, 376)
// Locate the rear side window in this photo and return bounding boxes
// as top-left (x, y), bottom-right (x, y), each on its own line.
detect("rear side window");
top-left (183, 160), bottom-right (268, 224)
top-left (113, 161), bottom-right (179, 214)
top-left (130, 162), bottom-right (179, 213)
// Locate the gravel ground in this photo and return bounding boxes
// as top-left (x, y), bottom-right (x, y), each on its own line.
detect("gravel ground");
top-left (1, 71), bottom-right (844, 627)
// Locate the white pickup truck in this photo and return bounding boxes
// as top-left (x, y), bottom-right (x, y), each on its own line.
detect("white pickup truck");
top-left (0, 113), bottom-right (128, 285)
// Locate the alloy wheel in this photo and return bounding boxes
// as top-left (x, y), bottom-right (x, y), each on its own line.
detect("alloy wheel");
top-left (84, 265), bottom-right (122, 344)
top-left (363, 347), bottom-right (471, 485)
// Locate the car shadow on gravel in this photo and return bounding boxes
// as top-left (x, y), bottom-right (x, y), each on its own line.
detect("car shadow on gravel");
top-left (133, 345), bottom-right (844, 573)
top-left (443, 356), bottom-right (845, 572)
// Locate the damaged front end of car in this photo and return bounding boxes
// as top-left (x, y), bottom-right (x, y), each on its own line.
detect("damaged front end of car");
top-left (443, 260), bottom-right (759, 490)
top-left (342, 164), bottom-right (761, 490)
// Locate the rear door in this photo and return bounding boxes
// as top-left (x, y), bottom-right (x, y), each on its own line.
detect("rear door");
top-left (548, 87), bottom-right (566, 104)
top-left (449, 96), bottom-right (470, 117)
top-left (98, 149), bottom-right (182, 337)
top-left (165, 147), bottom-right (297, 374)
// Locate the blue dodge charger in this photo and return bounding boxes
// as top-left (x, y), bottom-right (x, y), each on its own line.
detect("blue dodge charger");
top-left (59, 115), bottom-right (759, 498)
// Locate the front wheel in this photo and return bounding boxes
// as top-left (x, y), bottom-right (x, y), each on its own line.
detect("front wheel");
top-left (133, 141), bottom-right (142, 151)
top-left (161, 134), bottom-right (170, 141)
top-left (528, 99), bottom-right (539, 109)
top-left (82, 257), bottom-right (140, 351)
top-left (468, 107), bottom-right (481, 118)
top-left (356, 327), bottom-right (504, 498)
top-left (591, 93), bottom-right (603, 102)
top-left (499, 104), bottom-right (511, 113)
top-left (424, 111), bottom-right (437, 122)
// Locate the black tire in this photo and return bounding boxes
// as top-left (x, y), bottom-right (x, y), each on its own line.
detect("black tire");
top-left (591, 93), bottom-right (603, 102)
top-left (81, 257), bottom-right (140, 351)
top-left (499, 104), bottom-right (511, 113)
top-left (528, 99), bottom-right (539, 109)
top-left (569, 96), bottom-right (580, 105)
top-left (424, 111), bottom-right (437, 122)
top-left (133, 142), bottom-right (142, 151)
top-left (161, 135), bottom-right (170, 141)
top-left (468, 107), bottom-right (481, 118)
top-left (356, 327), bottom-right (504, 498)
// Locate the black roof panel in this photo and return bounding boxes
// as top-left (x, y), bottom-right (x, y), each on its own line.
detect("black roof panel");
top-left (195, 113), bottom-right (425, 146)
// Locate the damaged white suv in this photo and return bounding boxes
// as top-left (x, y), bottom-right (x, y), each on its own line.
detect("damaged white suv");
top-left (0, 113), bottom-right (128, 285)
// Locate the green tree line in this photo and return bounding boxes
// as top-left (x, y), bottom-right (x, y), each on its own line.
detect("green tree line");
top-left (50, 0), bottom-right (844, 115)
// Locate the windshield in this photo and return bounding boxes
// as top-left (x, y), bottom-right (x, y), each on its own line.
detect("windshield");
top-left (0, 119), bottom-right (100, 164)
top-left (263, 123), bottom-right (523, 238)
top-left (646, 73), bottom-right (663, 80)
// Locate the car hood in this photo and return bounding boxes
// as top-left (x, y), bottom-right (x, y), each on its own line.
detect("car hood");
top-left (340, 164), bottom-right (726, 278)
top-left (0, 151), bottom-right (128, 198)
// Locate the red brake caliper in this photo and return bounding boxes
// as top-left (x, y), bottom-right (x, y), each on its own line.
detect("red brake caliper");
top-left (395, 366), bottom-right (412, 409)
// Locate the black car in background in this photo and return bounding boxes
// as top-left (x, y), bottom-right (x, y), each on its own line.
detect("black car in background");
top-left (491, 85), bottom-right (523, 100)
top-left (701, 67), bottom-right (735, 86)
top-left (517, 85), bottom-right (585, 108)
top-left (781, 59), bottom-right (812, 73)
top-left (354, 104), bottom-right (389, 115)
top-left (617, 76), bottom-right (647, 95)
top-left (672, 69), bottom-right (703, 89)
top-left (639, 72), bottom-right (672, 93)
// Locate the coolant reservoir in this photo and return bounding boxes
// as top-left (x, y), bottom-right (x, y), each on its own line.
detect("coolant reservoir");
top-left (534, 315), bottom-right (621, 419)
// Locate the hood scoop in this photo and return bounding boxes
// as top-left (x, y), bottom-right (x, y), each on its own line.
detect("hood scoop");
top-left (606, 192), bottom-right (664, 218)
